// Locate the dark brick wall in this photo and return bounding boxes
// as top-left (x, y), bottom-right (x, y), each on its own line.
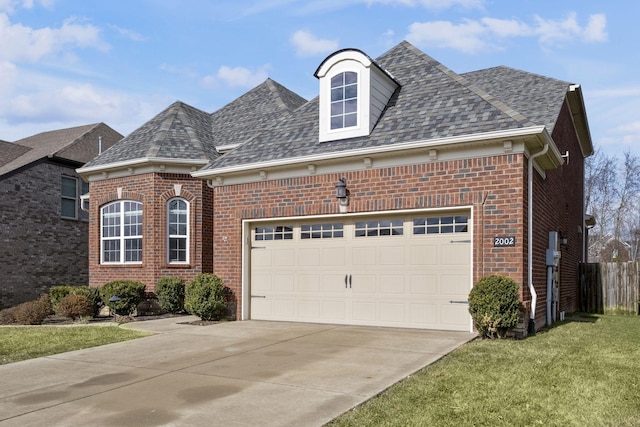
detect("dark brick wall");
top-left (0, 161), bottom-right (88, 308)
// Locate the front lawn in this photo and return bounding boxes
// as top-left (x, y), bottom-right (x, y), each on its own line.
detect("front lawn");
top-left (0, 326), bottom-right (150, 365)
top-left (328, 315), bottom-right (640, 427)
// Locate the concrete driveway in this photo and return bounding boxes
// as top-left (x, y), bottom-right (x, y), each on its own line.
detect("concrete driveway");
top-left (0, 317), bottom-right (475, 427)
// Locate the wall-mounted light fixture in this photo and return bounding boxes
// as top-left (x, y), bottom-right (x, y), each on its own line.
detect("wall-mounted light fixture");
top-left (559, 231), bottom-right (568, 247)
top-left (335, 177), bottom-right (349, 212)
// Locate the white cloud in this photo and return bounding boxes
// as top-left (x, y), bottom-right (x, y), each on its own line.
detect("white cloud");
top-left (202, 64), bottom-right (270, 89)
top-left (109, 24), bottom-right (146, 42)
top-left (407, 19), bottom-right (490, 53)
top-left (0, 13), bottom-right (109, 63)
top-left (0, 60), bottom-right (17, 95)
top-left (407, 12), bottom-right (608, 53)
top-left (290, 30), bottom-right (339, 57)
top-left (364, 0), bottom-right (483, 8)
top-left (0, 0), bottom-right (54, 13)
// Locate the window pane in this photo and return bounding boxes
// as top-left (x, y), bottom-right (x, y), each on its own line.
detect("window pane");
top-left (331, 87), bottom-right (343, 102)
top-left (61, 199), bottom-right (76, 218)
top-left (331, 116), bottom-right (343, 129)
top-left (344, 71), bottom-right (357, 84)
top-left (344, 113), bottom-right (357, 127)
top-left (331, 102), bottom-right (343, 115)
top-left (103, 240), bottom-right (120, 263)
top-left (345, 84), bottom-right (357, 99)
top-left (345, 99), bottom-right (357, 113)
top-left (61, 177), bottom-right (77, 197)
top-left (331, 74), bottom-right (343, 88)
top-left (81, 181), bottom-right (89, 195)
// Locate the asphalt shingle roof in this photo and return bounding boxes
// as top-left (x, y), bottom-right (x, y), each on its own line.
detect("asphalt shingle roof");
top-left (203, 41), bottom-right (563, 170)
top-left (0, 123), bottom-right (116, 177)
top-left (461, 66), bottom-right (571, 134)
top-left (84, 78), bottom-right (307, 168)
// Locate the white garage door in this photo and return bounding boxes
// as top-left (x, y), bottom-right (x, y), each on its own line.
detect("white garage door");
top-left (249, 212), bottom-right (471, 331)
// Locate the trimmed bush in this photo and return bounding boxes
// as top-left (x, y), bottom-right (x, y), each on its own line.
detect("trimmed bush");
top-left (13, 294), bottom-right (52, 325)
top-left (49, 285), bottom-right (76, 312)
top-left (468, 275), bottom-right (520, 339)
top-left (0, 307), bottom-right (16, 324)
top-left (50, 285), bottom-right (103, 317)
top-left (57, 294), bottom-right (93, 320)
top-left (184, 274), bottom-right (226, 321)
top-left (99, 280), bottom-right (146, 316)
top-left (156, 277), bottom-right (185, 313)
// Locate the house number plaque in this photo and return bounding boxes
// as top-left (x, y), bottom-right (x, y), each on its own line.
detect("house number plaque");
top-left (494, 236), bottom-right (516, 247)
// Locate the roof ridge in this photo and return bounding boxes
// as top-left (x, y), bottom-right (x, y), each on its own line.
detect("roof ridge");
top-left (386, 41), bottom-right (534, 128)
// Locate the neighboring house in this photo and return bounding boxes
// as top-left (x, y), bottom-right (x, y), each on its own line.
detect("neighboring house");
top-left (588, 233), bottom-right (633, 262)
top-left (78, 41), bottom-right (593, 335)
top-left (0, 123), bottom-right (123, 308)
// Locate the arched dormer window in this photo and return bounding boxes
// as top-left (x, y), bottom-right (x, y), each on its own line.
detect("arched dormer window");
top-left (330, 71), bottom-right (358, 130)
top-left (315, 48), bottom-right (398, 143)
top-left (167, 198), bottom-right (189, 264)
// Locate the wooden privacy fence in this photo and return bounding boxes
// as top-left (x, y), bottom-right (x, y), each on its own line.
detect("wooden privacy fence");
top-left (579, 262), bottom-right (640, 315)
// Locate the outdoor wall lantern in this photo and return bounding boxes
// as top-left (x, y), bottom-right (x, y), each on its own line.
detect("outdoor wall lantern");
top-left (335, 177), bottom-right (349, 213)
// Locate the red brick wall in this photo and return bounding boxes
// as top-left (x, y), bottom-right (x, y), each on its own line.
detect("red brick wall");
top-left (213, 154), bottom-right (529, 313)
top-left (88, 173), bottom-right (213, 292)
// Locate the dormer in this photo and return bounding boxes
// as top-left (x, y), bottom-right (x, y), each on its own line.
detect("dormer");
top-left (315, 48), bottom-right (399, 143)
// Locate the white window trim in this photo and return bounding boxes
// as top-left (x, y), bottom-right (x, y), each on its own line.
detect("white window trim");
top-left (100, 200), bottom-right (143, 265)
top-left (167, 197), bottom-right (190, 264)
top-left (61, 176), bottom-right (78, 220)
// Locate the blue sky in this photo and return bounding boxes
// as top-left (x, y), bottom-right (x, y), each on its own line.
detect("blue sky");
top-left (1, 0), bottom-right (638, 157)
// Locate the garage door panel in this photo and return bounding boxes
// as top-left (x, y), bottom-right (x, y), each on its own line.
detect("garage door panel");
top-left (379, 274), bottom-right (405, 294)
top-left (410, 274), bottom-right (437, 294)
top-left (410, 303), bottom-right (438, 324)
top-left (250, 212), bottom-right (471, 331)
top-left (378, 246), bottom-right (405, 265)
top-left (351, 246), bottom-right (376, 265)
top-left (299, 248), bottom-right (321, 266)
top-left (322, 247), bottom-right (346, 266)
top-left (273, 274), bottom-right (295, 291)
top-left (273, 249), bottom-right (296, 266)
top-left (409, 245), bottom-right (438, 265)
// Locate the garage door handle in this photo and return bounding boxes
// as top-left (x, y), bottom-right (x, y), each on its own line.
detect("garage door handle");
top-left (450, 300), bottom-right (468, 304)
top-left (349, 274), bottom-right (352, 288)
top-left (345, 275), bottom-right (348, 288)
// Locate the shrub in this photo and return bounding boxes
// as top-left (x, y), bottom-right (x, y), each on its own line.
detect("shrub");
top-left (99, 280), bottom-right (146, 316)
top-left (156, 277), bottom-right (185, 313)
top-left (468, 275), bottom-right (521, 339)
top-left (184, 274), bottom-right (226, 321)
top-left (49, 285), bottom-right (76, 311)
top-left (57, 294), bottom-right (93, 320)
top-left (13, 294), bottom-right (52, 325)
top-left (0, 307), bottom-right (16, 324)
top-left (50, 285), bottom-right (103, 317)
top-left (72, 286), bottom-right (103, 317)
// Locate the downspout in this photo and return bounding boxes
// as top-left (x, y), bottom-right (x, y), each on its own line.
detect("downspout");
top-left (527, 143), bottom-right (549, 334)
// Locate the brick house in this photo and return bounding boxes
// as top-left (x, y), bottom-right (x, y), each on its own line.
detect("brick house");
top-left (0, 123), bottom-right (122, 308)
top-left (78, 42), bottom-right (593, 334)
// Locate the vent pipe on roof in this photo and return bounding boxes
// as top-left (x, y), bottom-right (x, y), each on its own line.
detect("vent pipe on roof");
top-left (98, 136), bottom-right (102, 154)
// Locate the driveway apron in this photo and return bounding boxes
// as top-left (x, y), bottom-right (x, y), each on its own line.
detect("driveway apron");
top-left (0, 318), bottom-right (475, 427)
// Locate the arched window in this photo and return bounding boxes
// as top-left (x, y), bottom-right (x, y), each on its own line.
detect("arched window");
top-left (101, 200), bottom-right (143, 264)
top-left (330, 71), bottom-right (358, 130)
top-left (167, 198), bottom-right (189, 263)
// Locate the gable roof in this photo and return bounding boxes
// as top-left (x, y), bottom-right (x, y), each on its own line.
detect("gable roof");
top-left (0, 123), bottom-right (122, 178)
top-left (0, 140), bottom-right (30, 168)
top-left (461, 66), bottom-right (571, 135)
top-left (196, 41), bottom-right (565, 175)
top-left (81, 78), bottom-right (307, 174)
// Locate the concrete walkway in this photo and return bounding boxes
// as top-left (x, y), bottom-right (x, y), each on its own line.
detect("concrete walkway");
top-left (0, 318), bottom-right (475, 427)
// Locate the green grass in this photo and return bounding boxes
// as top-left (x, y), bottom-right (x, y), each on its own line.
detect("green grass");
top-left (0, 325), bottom-right (150, 365)
top-left (328, 315), bottom-right (640, 427)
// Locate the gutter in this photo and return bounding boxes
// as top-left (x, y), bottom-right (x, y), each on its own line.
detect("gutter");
top-left (527, 143), bottom-right (549, 334)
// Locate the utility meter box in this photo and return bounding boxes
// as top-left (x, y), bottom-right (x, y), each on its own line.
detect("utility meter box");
top-left (546, 249), bottom-right (561, 266)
